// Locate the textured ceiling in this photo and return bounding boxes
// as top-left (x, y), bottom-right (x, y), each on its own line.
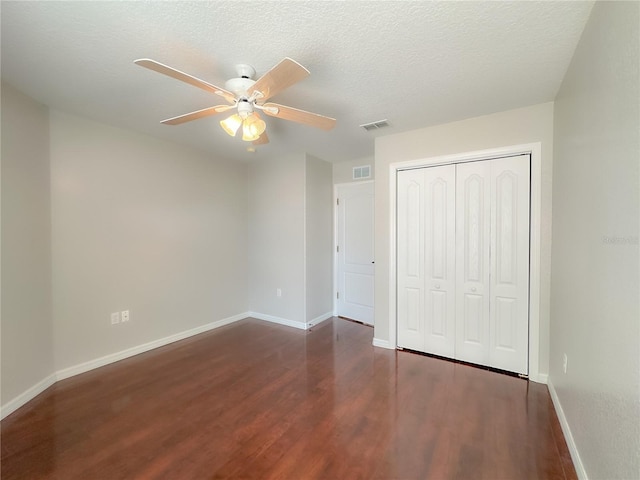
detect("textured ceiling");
top-left (1, 1), bottom-right (593, 163)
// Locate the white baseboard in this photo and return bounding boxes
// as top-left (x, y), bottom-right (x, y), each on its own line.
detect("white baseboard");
top-left (1, 373), bottom-right (57, 420)
top-left (531, 372), bottom-right (548, 384)
top-left (372, 337), bottom-right (394, 349)
top-left (548, 379), bottom-right (588, 480)
top-left (248, 311), bottom-right (308, 330)
top-left (308, 312), bottom-right (333, 328)
top-left (2, 312), bottom-right (248, 419)
top-left (56, 312), bottom-right (247, 381)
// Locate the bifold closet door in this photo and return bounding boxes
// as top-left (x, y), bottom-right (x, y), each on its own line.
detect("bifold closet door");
top-left (397, 155), bottom-right (530, 375)
top-left (456, 155), bottom-right (530, 374)
top-left (397, 166), bottom-right (456, 356)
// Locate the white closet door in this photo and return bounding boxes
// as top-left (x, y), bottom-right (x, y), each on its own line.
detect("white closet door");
top-left (489, 155), bottom-right (530, 374)
top-left (397, 155), bottom-right (530, 375)
top-left (397, 166), bottom-right (456, 356)
top-left (455, 161), bottom-right (492, 366)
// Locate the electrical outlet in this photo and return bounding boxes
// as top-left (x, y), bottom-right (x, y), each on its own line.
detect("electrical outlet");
top-left (277, 288), bottom-right (282, 297)
top-left (121, 310), bottom-right (130, 322)
top-left (111, 312), bottom-right (120, 325)
top-left (562, 353), bottom-right (568, 374)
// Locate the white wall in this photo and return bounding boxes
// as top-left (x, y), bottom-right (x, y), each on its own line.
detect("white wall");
top-left (50, 111), bottom-right (248, 371)
top-left (1, 82), bottom-right (54, 405)
top-left (248, 154), bottom-right (306, 323)
top-left (550, 2), bottom-right (639, 478)
top-left (333, 156), bottom-right (375, 184)
top-left (374, 102), bottom-right (554, 377)
top-left (305, 154), bottom-right (333, 322)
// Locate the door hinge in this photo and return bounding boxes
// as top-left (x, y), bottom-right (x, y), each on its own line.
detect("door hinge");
top-left (336, 245), bottom-right (339, 253)
top-left (336, 292), bottom-right (339, 299)
top-left (336, 198), bottom-right (339, 206)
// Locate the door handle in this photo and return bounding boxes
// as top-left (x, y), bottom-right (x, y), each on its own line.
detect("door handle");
top-left (435, 284), bottom-right (441, 289)
top-left (471, 287), bottom-right (477, 292)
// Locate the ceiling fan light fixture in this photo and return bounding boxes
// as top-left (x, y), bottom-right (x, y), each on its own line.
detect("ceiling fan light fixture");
top-left (244, 113), bottom-right (266, 137)
top-left (242, 129), bottom-right (258, 142)
top-left (220, 113), bottom-right (243, 136)
top-left (242, 122), bottom-right (260, 142)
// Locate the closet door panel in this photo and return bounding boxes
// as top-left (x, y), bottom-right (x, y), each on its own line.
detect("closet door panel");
top-left (423, 166), bottom-right (456, 357)
top-left (397, 169), bottom-right (426, 351)
top-left (455, 161), bottom-right (491, 365)
top-left (489, 155), bottom-right (530, 374)
top-left (397, 166), bottom-right (455, 356)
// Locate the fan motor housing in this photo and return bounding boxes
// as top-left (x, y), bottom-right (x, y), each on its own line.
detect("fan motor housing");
top-left (225, 64), bottom-right (257, 97)
top-left (225, 77), bottom-right (256, 97)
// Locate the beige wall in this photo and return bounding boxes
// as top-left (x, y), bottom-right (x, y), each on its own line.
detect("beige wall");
top-left (248, 153), bottom-right (333, 325)
top-left (305, 154), bottom-right (333, 321)
top-left (248, 154), bottom-right (306, 322)
top-left (550, 2), bottom-right (639, 478)
top-left (1, 82), bottom-right (54, 404)
top-left (333, 156), bottom-right (375, 184)
top-left (374, 102), bottom-right (554, 377)
top-left (1, 85), bottom-right (334, 408)
top-left (50, 111), bottom-right (248, 371)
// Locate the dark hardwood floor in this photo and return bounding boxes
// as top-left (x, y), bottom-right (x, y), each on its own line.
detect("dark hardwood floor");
top-left (1, 317), bottom-right (576, 479)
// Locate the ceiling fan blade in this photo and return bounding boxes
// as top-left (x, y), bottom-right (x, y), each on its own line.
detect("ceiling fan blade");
top-left (134, 58), bottom-right (236, 104)
top-left (161, 105), bottom-right (233, 125)
top-left (262, 103), bottom-right (336, 131)
top-left (253, 131), bottom-right (269, 145)
top-left (251, 58), bottom-right (309, 102)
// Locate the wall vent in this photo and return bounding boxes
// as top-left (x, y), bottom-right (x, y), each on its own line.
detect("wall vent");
top-left (353, 165), bottom-right (371, 180)
top-left (360, 119), bottom-right (390, 131)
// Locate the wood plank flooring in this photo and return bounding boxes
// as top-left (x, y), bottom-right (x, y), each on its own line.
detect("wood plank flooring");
top-left (1, 317), bottom-right (576, 479)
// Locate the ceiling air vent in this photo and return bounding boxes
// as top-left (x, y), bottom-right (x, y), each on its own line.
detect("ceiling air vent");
top-left (360, 119), bottom-right (390, 131)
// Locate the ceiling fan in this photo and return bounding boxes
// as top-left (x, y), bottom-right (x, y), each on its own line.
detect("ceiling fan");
top-left (134, 57), bottom-right (336, 145)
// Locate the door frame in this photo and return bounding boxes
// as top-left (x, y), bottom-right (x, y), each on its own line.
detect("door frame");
top-left (333, 180), bottom-right (375, 319)
top-left (388, 143), bottom-right (544, 383)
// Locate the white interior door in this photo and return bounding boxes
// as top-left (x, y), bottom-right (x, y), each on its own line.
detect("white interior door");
top-left (397, 166), bottom-right (456, 356)
top-left (336, 182), bottom-right (374, 324)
